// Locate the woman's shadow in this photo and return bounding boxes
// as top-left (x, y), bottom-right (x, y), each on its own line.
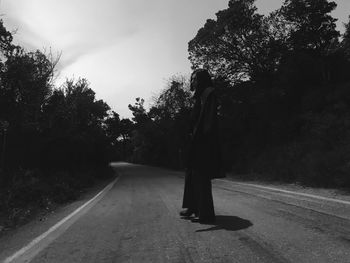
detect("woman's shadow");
top-left (195, 215), bottom-right (253, 232)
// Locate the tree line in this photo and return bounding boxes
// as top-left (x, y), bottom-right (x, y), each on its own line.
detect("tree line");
top-left (0, 19), bottom-right (130, 226)
top-left (126, 0), bottom-right (350, 188)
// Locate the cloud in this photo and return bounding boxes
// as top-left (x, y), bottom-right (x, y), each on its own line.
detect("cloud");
top-left (2, 0), bottom-right (142, 70)
top-left (56, 25), bottom-right (139, 70)
top-left (2, 14), bottom-right (50, 50)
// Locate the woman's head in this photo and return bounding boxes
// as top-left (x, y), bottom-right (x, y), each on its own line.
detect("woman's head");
top-left (190, 69), bottom-right (213, 97)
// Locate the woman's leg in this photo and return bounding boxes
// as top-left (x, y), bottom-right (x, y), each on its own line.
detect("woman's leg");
top-left (193, 170), bottom-right (215, 220)
top-left (181, 170), bottom-right (198, 214)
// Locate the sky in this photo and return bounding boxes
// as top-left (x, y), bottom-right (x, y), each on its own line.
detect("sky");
top-left (1, 0), bottom-right (349, 118)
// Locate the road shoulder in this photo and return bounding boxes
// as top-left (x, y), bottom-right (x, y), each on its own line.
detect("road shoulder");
top-left (0, 172), bottom-right (118, 262)
top-left (223, 175), bottom-right (350, 203)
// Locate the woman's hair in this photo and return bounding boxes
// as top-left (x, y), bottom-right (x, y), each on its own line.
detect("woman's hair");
top-left (191, 69), bottom-right (213, 97)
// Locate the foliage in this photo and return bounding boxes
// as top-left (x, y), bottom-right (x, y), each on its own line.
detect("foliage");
top-left (188, 0), bottom-right (277, 82)
top-left (342, 16), bottom-right (350, 59)
top-left (188, 0), bottom-right (339, 84)
top-left (279, 0), bottom-right (339, 53)
top-left (128, 0), bottom-right (350, 188)
top-left (0, 18), bottom-right (120, 227)
top-left (126, 77), bottom-right (193, 167)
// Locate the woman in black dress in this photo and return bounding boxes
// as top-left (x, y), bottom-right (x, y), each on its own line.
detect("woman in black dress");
top-left (180, 69), bottom-right (223, 224)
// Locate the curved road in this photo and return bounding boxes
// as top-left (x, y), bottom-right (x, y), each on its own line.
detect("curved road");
top-left (1, 163), bottom-right (350, 262)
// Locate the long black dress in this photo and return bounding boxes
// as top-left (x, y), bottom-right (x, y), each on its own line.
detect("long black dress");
top-left (182, 87), bottom-right (223, 220)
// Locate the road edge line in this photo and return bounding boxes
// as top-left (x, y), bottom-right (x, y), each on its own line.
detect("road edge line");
top-left (216, 179), bottom-right (350, 206)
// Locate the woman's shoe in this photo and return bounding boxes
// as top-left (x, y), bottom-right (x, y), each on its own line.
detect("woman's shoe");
top-left (179, 209), bottom-right (197, 217)
top-left (191, 216), bottom-right (215, 224)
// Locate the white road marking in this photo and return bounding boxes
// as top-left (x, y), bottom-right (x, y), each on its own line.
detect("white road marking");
top-left (3, 176), bottom-right (120, 263)
top-left (217, 179), bottom-right (350, 206)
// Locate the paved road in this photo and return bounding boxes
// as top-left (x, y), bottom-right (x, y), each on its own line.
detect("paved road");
top-left (2, 163), bottom-right (350, 262)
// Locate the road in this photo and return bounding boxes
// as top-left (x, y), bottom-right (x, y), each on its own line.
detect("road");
top-left (1, 162), bottom-right (350, 262)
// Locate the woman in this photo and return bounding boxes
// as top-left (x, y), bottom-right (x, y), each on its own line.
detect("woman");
top-left (180, 69), bottom-right (223, 224)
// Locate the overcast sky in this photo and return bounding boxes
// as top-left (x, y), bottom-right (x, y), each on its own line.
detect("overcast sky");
top-left (1, 0), bottom-right (349, 117)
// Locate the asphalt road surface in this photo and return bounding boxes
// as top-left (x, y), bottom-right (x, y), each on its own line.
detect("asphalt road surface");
top-left (1, 162), bottom-right (350, 263)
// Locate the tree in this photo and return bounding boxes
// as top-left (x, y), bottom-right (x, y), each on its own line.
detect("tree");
top-left (128, 98), bottom-right (149, 127)
top-left (119, 118), bottom-right (133, 142)
top-left (127, 75), bottom-right (194, 167)
top-left (118, 118), bottom-right (133, 160)
top-left (39, 78), bottom-right (112, 169)
top-left (188, 0), bottom-right (282, 83)
top-left (105, 111), bottom-right (121, 144)
top-left (0, 19), bottom-right (15, 56)
top-left (342, 16), bottom-right (350, 59)
top-left (0, 47), bottom-right (59, 133)
top-left (150, 76), bottom-right (192, 120)
top-left (0, 17), bottom-right (119, 218)
top-left (280, 0), bottom-right (339, 54)
top-left (0, 25), bottom-right (60, 168)
top-left (62, 78), bottom-right (110, 132)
